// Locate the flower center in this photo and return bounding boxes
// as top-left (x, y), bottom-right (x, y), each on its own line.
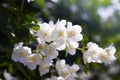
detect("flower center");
top-left (37, 44), bottom-right (45, 51)
top-left (61, 69), bottom-right (69, 78)
top-left (43, 31), bottom-right (49, 38)
top-left (69, 29), bottom-right (76, 37)
top-left (100, 54), bottom-right (108, 60)
top-left (58, 30), bottom-right (65, 37)
top-left (20, 50), bottom-right (25, 58)
top-left (28, 55), bottom-right (36, 63)
top-left (92, 50), bottom-right (97, 55)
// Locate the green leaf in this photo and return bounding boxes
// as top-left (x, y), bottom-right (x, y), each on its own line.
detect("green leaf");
top-left (25, 15), bottom-right (38, 23)
top-left (0, 5), bottom-right (8, 31)
top-left (8, 64), bottom-right (13, 73)
top-left (82, 35), bottom-right (88, 46)
top-left (35, 0), bottom-right (46, 8)
top-left (116, 49), bottom-right (120, 63)
top-left (31, 25), bottom-right (40, 31)
top-left (76, 58), bottom-right (82, 65)
top-left (83, 63), bottom-right (89, 74)
top-left (16, 63), bottom-right (31, 80)
top-left (22, 22), bottom-right (40, 30)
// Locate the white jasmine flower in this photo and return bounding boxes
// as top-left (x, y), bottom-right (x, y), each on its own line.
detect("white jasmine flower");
top-left (13, 42), bottom-right (23, 49)
top-left (65, 21), bottom-right (83, 55)
top-left (39, 56), bottom-right (53, 76)
top-left (60, 64), bottom-right (79, 80)
top-left (52, 24), bottom-right (67, 41)
top-left (53, 39), bottom-right (65, 48)
top-left (51, 20), bottom-right (67, 50)
top-left (51, 20), bottom-right (67, 43)
top-left (66, 39), bottom-right (79, 55)
top-left (12, 42), bottom-right (31, 63)
top-left (55, 59), bottom-right (69, 78)
top-left (60, 65), bottom-right (70, 78)
top-left (65, 64), bottom-right (80, 80)
top-left (83, 42), bottom-right (103, 64)
top-left (35, 23), bottom-right (53, 42)
top-left (56, 19), bottom-right (66, 28)
top-left (39, 64), bottom-right (50, 76)
top-left (36, 41), bottom-right (46, 52)
top-left (55, 59), bottom-right (80, 79)
top-left (52, 27), bottom-right (67, 51)
top-left (4, 70), bottom-right (16, 80)
top-left (41, 56), bottom-right (53, 66)
top-left (53, 20), bottom-right (83, 54)
top-left (49, 20), bottom-right (56, 29)
top-left (45, 43), bottom-right (58, 59)
top-left (23, 53), bottom-right (42, 70)
top-left (55, 59), bottom-right (66, 71)
top-left (67, 22), bottom-right (83, 41)
top-left (83, 42), bottom-right (116, 64)
top-left (69, 64), bottom-right (80, 74)
top-left (104, 45), bottom-right (116, 56)
top-left (100, 45), bottom-right (116, 64)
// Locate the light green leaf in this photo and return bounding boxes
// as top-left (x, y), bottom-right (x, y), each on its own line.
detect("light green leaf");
top-left (35, 0), bottom-right (46, 8)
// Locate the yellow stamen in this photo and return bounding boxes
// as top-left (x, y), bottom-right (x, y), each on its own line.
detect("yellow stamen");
top-left (37, 44), bottom-right (45, 50)
top-left (43, 31), bottom-right (49, 38)
top-left (58, 30), bottom-right (64, 37)
top-left (69, 29), bottom-right (76, 37)
top-left (28, 55), bottom-right (36, 63)
top-left (20, 50), bottom-right (25, 57)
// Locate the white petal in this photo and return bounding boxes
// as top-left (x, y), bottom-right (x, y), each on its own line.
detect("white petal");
top-left (57, 43), bottom-right (66, 51)
top-left (39, 65), bottom-right (50, 76)
top-left (67, 48), bottom-right (76, 55)
top-left (27, 63), bottom-right (37, 70)
top-left (55, 59), bottom-right (66, 70)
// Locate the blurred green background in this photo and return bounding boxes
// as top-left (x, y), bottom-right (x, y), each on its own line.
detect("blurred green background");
top-left (0, 0), bottom-right (120, 80)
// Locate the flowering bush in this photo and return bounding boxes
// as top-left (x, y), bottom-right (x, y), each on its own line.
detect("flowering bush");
top-left (11, 19), bottom-right (116, 80)
top-left (0, 0), bottom-right (119, 80)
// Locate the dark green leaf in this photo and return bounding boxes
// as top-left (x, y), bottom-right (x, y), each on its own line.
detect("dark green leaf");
top-left (83, 63), bottom-right (89, 74)
top-left (75, 58), bottom-right (82, 65)
top-left (0, 5), bottom-right (8, 31)
top-left (15, 28), bottom-right (30, 40)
